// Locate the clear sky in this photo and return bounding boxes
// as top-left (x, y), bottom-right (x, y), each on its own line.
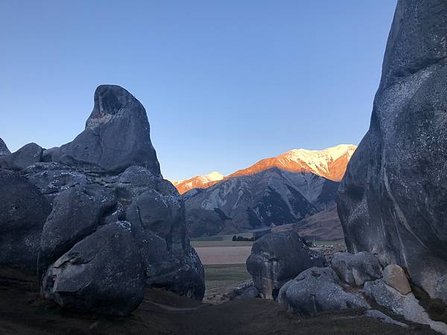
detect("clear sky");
top-left (0, 1), bottom-right (397, 180)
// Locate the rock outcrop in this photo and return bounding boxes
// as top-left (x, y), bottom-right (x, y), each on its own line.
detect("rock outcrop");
top-left (363, 279), bottom-right (447, 334)
top-left (0, 138), bottom-right (10, 156)
top-left (246, 231), bottom-right (325, 299)
top-left (42, 222), bottom-right (145, 316)
top-left (338, 0), bottom-right (447, 303)
top-left (0, 170), bottom-right (51, 271)
top-left (50, 85), bottom-right (161, 175)
top-left (0, 143), bottom-right (43, 170)
top-left (0, 85), bottom-right (204, 315)
top-left (278, 267), bottom-right (369, 315)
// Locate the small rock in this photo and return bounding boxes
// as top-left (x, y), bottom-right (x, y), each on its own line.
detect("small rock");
top-left (383, 264), bottom-right (411, 295)
top-left (331, 251), bottom-right (382, 286)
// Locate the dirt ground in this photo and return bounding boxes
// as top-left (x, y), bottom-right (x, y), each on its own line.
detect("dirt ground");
top-left (0, 267), bottom-right (438, 335)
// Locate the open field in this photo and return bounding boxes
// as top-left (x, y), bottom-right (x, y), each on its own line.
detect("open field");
top-left (205, 264), bottom-right (251, 291)
top-left (192, 235), bottom-right (253, 265)
top-left (191, 240), bottom-right (253, 248)
top-left (195, 246), bottom-right (252, 265)
top-left (191, 236), bottom-right (254, 298)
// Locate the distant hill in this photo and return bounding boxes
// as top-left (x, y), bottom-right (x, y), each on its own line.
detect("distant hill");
top-left (172, 144), bottom-right (356, 194)
top-left (184, 168), bottom-right (339, 237)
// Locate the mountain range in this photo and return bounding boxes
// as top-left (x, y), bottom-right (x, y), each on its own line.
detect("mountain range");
top-left (172, 144), bottom-right (356, 194)
top-left (174, 144), bottom-right (356, 239)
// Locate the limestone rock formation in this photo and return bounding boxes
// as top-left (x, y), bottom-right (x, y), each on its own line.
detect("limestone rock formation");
top-left (42, 222), bottom-right (145, 316)
top-left (0, 170), bottom-right (51, 271)
top-left (363, 279), bottom-right (447, 334)
top-left (330, 252), bottom-right (382, 287)
top-left (278, 267), bottom-right (369, 315)
top-left (51, 85), bottom-right (161, 175)
top-left (0, 138), bottom-right (10, 156)
top-left (246, 231), bottom-right (325, 299)
top-left (338, 0), bottom-right (447, 303)
top-left (382, 264), bottom-right (411, 295)
top-left (0, 85), bottom-right (205, 315)
top-left (0, 143), bottom-right (43, 170)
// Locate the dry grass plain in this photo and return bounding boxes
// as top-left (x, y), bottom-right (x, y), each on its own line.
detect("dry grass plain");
top-left (191, 235), bottom-right (253, 297)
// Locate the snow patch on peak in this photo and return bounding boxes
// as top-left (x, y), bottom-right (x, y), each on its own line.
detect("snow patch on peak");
top-left (284, 144), bottom-right (356, 162)
top-left (204, 171), bottom-right (224, 182)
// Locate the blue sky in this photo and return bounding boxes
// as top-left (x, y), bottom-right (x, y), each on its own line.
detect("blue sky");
top-left (0, 1), bottom-right (397, 180)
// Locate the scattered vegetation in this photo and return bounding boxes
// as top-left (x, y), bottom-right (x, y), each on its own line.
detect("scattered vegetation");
top-left (232, 235), bottom-right (254, 242)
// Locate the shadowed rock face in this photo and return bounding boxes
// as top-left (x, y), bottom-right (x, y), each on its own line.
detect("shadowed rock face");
top-left (51, 85), bottom-right (161, 175)
top-left (0, 170), bottom-right (51, 271)
top-left (246, 231), bottom-right (325, 299)
top-left (0, 138), bottom-right (10, 156)
top-left (0, 85), bottom-right (204, 315)
top-left (338, 1), bottom-right (447, 302)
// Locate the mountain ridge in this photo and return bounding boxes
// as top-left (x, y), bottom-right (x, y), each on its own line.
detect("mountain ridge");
top-left (172, 144), bottom-right (356, 194)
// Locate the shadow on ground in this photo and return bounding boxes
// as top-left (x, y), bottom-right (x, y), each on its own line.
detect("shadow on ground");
top-left (0, 268), bottom-right (436, 335)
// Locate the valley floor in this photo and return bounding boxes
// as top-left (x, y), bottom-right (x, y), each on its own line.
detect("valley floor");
top-left (0, 268), bottom-right (437, 335)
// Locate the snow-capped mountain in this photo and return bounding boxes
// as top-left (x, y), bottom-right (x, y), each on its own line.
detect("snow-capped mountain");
top-left (229, 144), bottom-right (356, 182)
top-left (172, 171), bottom-right (224, 195)
top-left (184, 168), bottom-right (339, 237)
top-left (172, 144), bottom-right (356, 194)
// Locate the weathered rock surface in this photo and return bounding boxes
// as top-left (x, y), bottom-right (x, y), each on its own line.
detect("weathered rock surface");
top-left (383, 264), bottom-right (411, 295)
top-left (0, 143), bottom-right (43, 170)
top-left (0, 138), bottom-right (10, 156)
top-left (330, 252), bottom-right (382, 286)
top-left (51, 85), bottom-right (161, 175)
top-left (22, 162), bottom-right (89, 203)
top-left (338, 0), bottom-right (447, 303)
top-left (0, 170), bottom-right (51, 271)
top-left (278, 267), bottom-right (369, 315)
top-left (363, 279), bottom-right (447, 334)
top-left (246, 231), bottom-right (325, 299)
top-left (0, 85), bottom-right (205, 315)
top-left (42, 222), bottom-right (145, 316)
top-left (39, 184), bottom-right (116, 272)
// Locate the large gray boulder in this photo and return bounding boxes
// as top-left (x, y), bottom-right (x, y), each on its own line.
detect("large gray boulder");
top-left (39, 184), bottom-right (116, 272)
top-left (363, 279), bottom-right (447, 334)
top-left (0, 138), bottom-right (10, 156)
top-left (51, 85), bottom-right (161, 175)
top-left (278, 267), bottom-right (369, 315)
top-left (338, 1), bottom-right (447, 302)
top-left (0, 170), bottom-right (51, 271)
top-left (42, 222), bottom-right (145, 316)
top-left (0, 85), bottom-right (205, 316)
top-left (246, 231), bottom-right (325, 299)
